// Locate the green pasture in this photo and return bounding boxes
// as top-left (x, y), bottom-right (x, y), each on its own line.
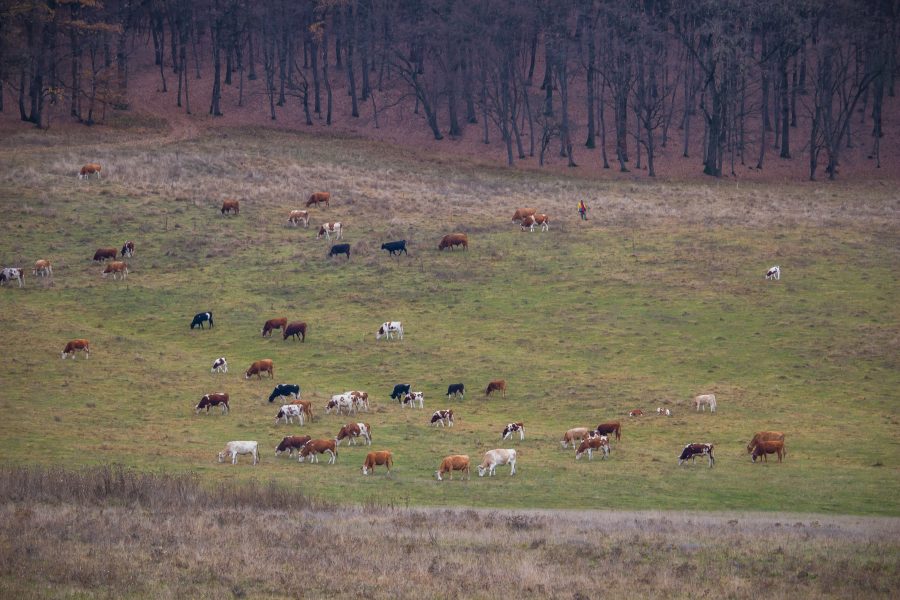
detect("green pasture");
top-left (0, 128), bottom-right (897, 515)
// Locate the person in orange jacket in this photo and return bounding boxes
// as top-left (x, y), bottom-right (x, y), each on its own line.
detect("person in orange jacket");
top-left (578, 200), bottom-right (588, 220)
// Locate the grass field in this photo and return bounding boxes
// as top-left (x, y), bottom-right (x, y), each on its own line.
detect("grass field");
top-left (0, 125), bottom-right (898, 515)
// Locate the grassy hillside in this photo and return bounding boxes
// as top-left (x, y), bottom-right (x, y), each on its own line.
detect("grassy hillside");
top-left (0, 126), bottom-right (897, 515)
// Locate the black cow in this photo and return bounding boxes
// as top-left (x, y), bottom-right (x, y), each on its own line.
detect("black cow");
top-left (381, 240), bottom-right (408, 256)
top-left (678, 443), bottom-right (715, 468)
top-left (191, 312), bottom-right (214, 329)
top-left (329, 243), bottom-right (351, 259)
top-left (268, 383), bottom-right (301, 403)
top-left (390, 383), bottom-right (411, 401)
top-left (446, 383), bottom-right (465, 399)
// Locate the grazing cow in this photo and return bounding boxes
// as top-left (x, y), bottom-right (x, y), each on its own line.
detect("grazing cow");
top-left (120, 241), bottom-right (135, 258)
top-left (401, 391), bottom-right (424, 409)
top-left (221, 199), bottom-right (240, 215)
top-left (347, 390), bottom-right (369, 412)
top-left (211, 357), bottom-right (228, 373)
top-left (275, 435), bottom-right (311, 457)
top-left (390, 384), bottom-right (411, 401)
top-left (575, 435), bottom-right (610, 460)
top-left (656, 407), bottom-right (671, 416)
top-left (693, 394), bottom-right (717, 413)
top-left (511, 208), bottom-right (536, 223)
top-left (306, 192), bottom-right (330, 208)
top-left (477, 449), bottom-right (517, 477)
top-left (325, 394), bottom-right (354, 416)
top-left (430, 409), bottom-right (454, 427)
top-left (594, 421), bottom-right (622, 441)
top-left (288, 210), bottom-right (310, 228)
top-left (560, 427), bottom-right (591, 449)
top-left (751, 440), bottom-right (786, 463)
top-left (191, 312), bottom-right (214, 329)
top-left (283, 321), bottom-right (307, 342)
top-left (218, 441), bottom-right (259, 465)
top-left (520, 214), bottom-right (548, 232)
top-left (435, 455), bottom-right (470, 481)
top-left (328, 243), bottom-right (351, 259)
top-left (195, 392), bottom-right (229, 415)
top-left (261, 317), bottom-right (288, 337)
top-left (747, 431), bottom-right (786, 454)
top-left (438, 233), bottom-right (468, 251)
top-left (336, 422), bottom-right (372, 446)
top-left (78, 163), bottom-right (102, 179)
top-left (61, 339), bottom-right (90, 359)
top-left (317, 222), bottom-right (343, 240)
top-left (766, 265), bottom-right (781, 280)
top-left (362, 450), bottom-right (393, 475)
top-left (32, 260), bottom-right (52, 277)
top-left (275, 404), bottom-right (305, 425)
top-left (268, 383), bottom-right (300, 403)
top-left (376, 321), bottom-right (403, 340)
top-left (485, 380), bottom-right (507, 398)
top-left (501, 422), bottom-right (525, 441)
top-left (0, 268), bottom-right (24, 288)
top-left (298, 439), bottom-right (337, 464)
top-left (678, 443), bottom-right (715, 467)
top-left (629, 409), bottom-right (643, 417)
top-left (446, 383), bottom-right (465, 399)
top-left (381, 240), bottom-right (408, 256)
top-left (101, 261), bottom-right (128, 280)
top-left (245, 359), bottom-right (274, 379)
top-left (92, 247), bottom-right (117, 262)
top-left (289, 398), bottom-right (314, 422)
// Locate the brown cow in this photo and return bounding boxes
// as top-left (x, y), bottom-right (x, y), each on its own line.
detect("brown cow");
top-left (275, 435), bottom-right (311, 457)
top-left (79, 163), bottom-right (102, 180)
top-left (628, 409), bottom-right (643, 417)
top-left (362, 450), bottom-right (393, 475)
top-left (438, 233), bottom-right (468, 251)
top-left (485, 380), bottom-right (507, 398)
top-left (195, 392), bottom-right (229, 414)
top-left (93, 247), bottom-right (117, 262)
top-left (560, 427), bottom-right (590, 449)
top-left (336, 422), bottom-right (372, 446)
top-left (101, 261), bottom-right (128, 280)
top-left (245, 359), bottom-right (274, 379)
top-left (283, 321), bottom-right (307, 342)
top-left (262, 317), bottom-right (288, 337)
top-left (221, 199), bottom-right (240, 215)
top-left (288, 399), bottom-right (314, 421)
top-left (511, 208), bottom-right (536, 223)
top-left (288, 210), bottom-right (310, 228)
top-left (298, 438), bottom-right (337, 464)
top-left (594, 421), bottom-right (621, 441)
top-left (436, 455), bottom-right (470, 481)
top-left (306, 192), bottom-right (331, 208)
top-left (61, 339), bottom-right (90, 359)
top-left (747, 431), bottom-right (785, 454)
top-left (32, 259), bottom-right (52, 277)
top-left (575, 435), bottom-right (610, 460)
top-left (751, 440), bottom-right (787, 463)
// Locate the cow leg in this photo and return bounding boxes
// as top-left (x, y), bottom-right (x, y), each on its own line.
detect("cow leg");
top-left (510, 460), bottom-right (516, 475)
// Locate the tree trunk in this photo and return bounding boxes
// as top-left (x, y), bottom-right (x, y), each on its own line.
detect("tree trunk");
top-left (599, 77), bottom-right (609, 168)
top-left (346, 6), bottom-right (359, 118)
top-left (311, 36), bottom-right (321, 115)
top-left (323, 27), bottom-right (332, 125)
top-left (779, 52), bottom-right (791, 158)
top-left (584, 21), bottom-right (596, 148)
top-left (210, 11), bottom-right (223, 116)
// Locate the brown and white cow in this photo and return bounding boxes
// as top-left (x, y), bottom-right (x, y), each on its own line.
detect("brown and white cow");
top-left (560, 427), bottom-right (591, 449)
top-left (32, 259), bottom-right (52, 278)
top-left (430, 409), bottom-right (454, 427)
top-left (62, 339), bottom-right (90, 359)
top-left (438, 233), bottom-right (468, 251)
top-left (347, 390), bottom-right (369, 412)
top-left (298, 438), bottom-right (337, 464)
top-left (283, 321), bottom-right (307, 342)
top-left (245, 359), bottom-right (274, 379)
top-left (306, 192), bottom-right (331, 208)
top-left (101, 261), bottom-right (128, 280)
top-left (747, 431), bottom-right (785, 454)
top-left (275, 404), bottom-right (305, 425)
top-left (436, 454), bottom-right (470, 481)
top-left (629, 409), bottom-right (643, 417)
top-left (288, 398), bottom-right (314, 421)
top-left (485, 379), bottom-right (507, 398)
top-left (79, 163), bottom-right (102, 179)
top-left (120, 241), bottom-right (135, 258)
top-left (196, 392), bottom-right (229, 414)
top-left (221, 199), bottom-right (240, 215)
top-left (678, 443), bottom-right (715, 467)
top-left (575, 435), bottom-right (610, 460)
top-left (520, 214), bottom-right (549, 232)
top-left (511, 208), bottom-right (536, 223)
top-left (288, 210), bottom-right (310, 228)
top-left (275, 435), bottom-right (311, 457)
top-left (336, 422), bottom-right (372, 446)
top-left (92, 247), bottom-right (117, 262)
top-left (501, 422), bottom-right (525, 441)
top-left (401, 391), bottom-right (424, 409)
top-left (362, 450), bottom-right (393, 475)
top-left (751, 440), bottom-right (786, 463)
top-left (594, 421), bottom-right (621, 441)
top-left (316, 222), bottom-right (343, 241)
top-left (261, 317), bottom-right (288, 337)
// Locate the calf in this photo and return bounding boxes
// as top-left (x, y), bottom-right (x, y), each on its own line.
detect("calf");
top-left (262, 317), bottom-right (288, 337)
top-left (78, 162), bottom-right (102, 179)
top-left (328, 243), bottom-right (350, 259)
top-left (275, 404), bottom-right (305, 425)
top-left (435, 455), bottom-right (470, 481)
top-left (92, 247), bottom-right (117, 262)
top-left (306, 192), bottom-right (330, 208)
top-left (477, 449), bottom-right (517, 477)
top-left (430, 409), bottom-right (454, 427)
top-left (766, 265), bottom-right (781, 280)
top-left (245, 359), bottom-right (274, 379)
top-left (288, 210), bottom-right (310, 228)
top-left (381, 240), bottom-right (408, 256)
top-left (275, 435), bottom-right (311, 458)
top-left (751, 440), bottom-right (786, 463)
top-left (501, 422), bottom-right (525, 441)
top-left (190, 312), bottom-right (214, 329)
top-left (61, 339), bottom-right (90, 359)
top-left (390, 384), bottom-right (411, 401)
top-left (576, 435), bottom-right (610, 460)
top-left (120, 241), bottom-right (135, 258)
top-left (560, 427), bottom-right (590, 449)
top-left (693, 394), bottom-right (717, 413)
top-left (0, 268), bottom-right (24, 288)
top-left (594, 421), bottom-right (621, 441)
top-left (336, 422), bottom-right (372, 446)
top-left (298, 439), bottom-right (337, 464)
top-left (268, 383), bottom-right (300, 403)
top-left (32, 260), bottom-right (52, 278)
top-left (438, 233), bottom-right (468, 251)
top-left (485, 379), bottom-right (506, 398)
top-left (101, 261), bottom-right (128, 280)
top-left (211, 357), bottom-right (228, 373)
top-left (221, 199), bottom-right (240, 215)
top-left (629, 409), bottom-right (643, 417)
top-left (195, 392), bottom-right (229, 414)
top-left (747, 431), bottom-right (785, 454)
top-left (283, 321), bottom-right (307, 341)
top-left (401, 391), bottom-right (424, 409)
top-left (362, 450), bottom-right (393, 475)
top-left (678, 443), bottom-right (715, 467)
top-left (217, 441), bottom-right (259, 465)
top-left (446, 383), bottom-right (465, 399)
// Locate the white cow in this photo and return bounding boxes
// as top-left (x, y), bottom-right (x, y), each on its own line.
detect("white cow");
top-left (0, 268), bottom-right (24, 288)
top-left (430, 409), bottom-right (454, 427)
top-left (217, 441), bottom-right (259, 465)
top-left (275, 404), bottom-right (305, 425)
top-left (693, 394), bottom-right (717, 413)
top-left (765, 265), bottom-right (781, 280)
top-left (211, 357), bottom-right (228, 373)
top-left (376, 321), bottom-right (403, 340)
top-left (288, 210), bottom-right (310, 228)
top-left (477, 449), bottom-right (517, 477)
top-left (401, 391), bottom-right (424, 409)
top-left (325, 394), bottom-right (354, 415)
top-left (317, 222), bottom-right (343, 241)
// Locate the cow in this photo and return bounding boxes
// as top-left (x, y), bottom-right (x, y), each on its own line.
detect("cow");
top-left (629, 409), bottom-right (643, 417)
top-left (336, 422), bottom-right (372, 446)
top-left (657, 407), bottom-right (671, 416)
top-left (0, 268), bottom-right (24, 288)
top-left (446, 383), bottom-right (465, 399)
top-left (211, 357), bottom-right (228, 373)
top-left (362, 450), bottom-right (393, 475)
top-left (501, 422), bottom-right (525, 441)
top-left (275, 404), bottom-right (305, 425)
top-left (376, 321), bottom-right (403, 341)
top-left (594, 421), bottom-right (622, 441)
top-left (520, 214), bottom-right (548, 232)
top-left (195, 392), bottom-right (229, 415)
top-left (477, 449), bottom-right (517, 477)
top-left (346, 390), bottom-right (369, 412)
top-left (511, 208), bottom-right (536, 223)
top-left (79, 163), bottom-right (102, 179)
top-left (678, 443), bottom-right (715, 467)
top-left (381, 240), bottom-right (408, 256)
top-left (268, 383), bottom-right (301, 403)
top-left (283, 321), bottom-right (307, 342)
top-left (575, 435), bottom-right (610, 460)
top-left (401, 391), bottom-right (424, 409)
top-left (61, 339), bottom-right (90, 359)
top-left (693, 394), bottom-right (717, 413)
top-left (430, 409), bottom-right (454, 427)
top-left (306, 192), bottom-right (330, 208)
top-left (101, 261), bottom-right (128, 280)
top-left (328, 243), bottom-right (351, 259)
top-left (92, 247), bottom-right (117, 262)
top-left (245, 359), bottom-right (274, 379)
top-left (560, 427), bottom-right (591, 449)
top-left (288, 210), bottom-right (310, 228)
top-left (221, 199), bottom-right (240, 215)
top-left (317, 222), bottom-right (343, 240)
top-left (275, 435), bottom-right (311, 458)
top-left (262, 317), bottom-right (288, 337)
top-left (435, 455), bottom-right (470, 481)
top-left (325, 394), bottom-right (354, 415)
top-left (191, 312), bottom-right (214, 329)
top-left (298, 439), bottom-right (337, 464)
top-left (32, 260), bottom-right (52, 278)
top-left (751, 440), bottom-right (786, 463)
top-left (288, 399), bottom-right (314, 422)
top-left (218, 441), bottom-right (259, 465)
top-left (438, 233), bottom-right (468, 251)
top-left (747, 431), bottom-right (786, 454)
top-left (485, 380), bottom-right (507, 398)
top-left (120, 241), bottom-right (135, 258)
top-left (766, 265), bottom-right (781, 280)
top-left (390, 384), bottom-right (411, 401)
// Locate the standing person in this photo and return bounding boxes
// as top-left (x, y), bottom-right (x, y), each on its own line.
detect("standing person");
top-left (578, 199), bottom-right (588, 220)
